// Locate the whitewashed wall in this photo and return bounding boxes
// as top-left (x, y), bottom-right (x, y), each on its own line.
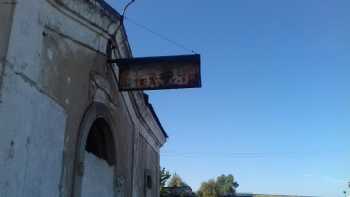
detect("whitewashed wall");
top-left (0, 0), bottom-right (166, 196)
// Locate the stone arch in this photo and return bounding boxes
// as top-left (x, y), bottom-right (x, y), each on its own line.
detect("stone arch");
top-left (72, 102), bottom-right (117, 197)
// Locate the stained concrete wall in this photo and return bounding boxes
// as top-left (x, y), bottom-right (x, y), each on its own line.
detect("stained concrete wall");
top-left (0, 0), bottom-right (166, 197)
top-left (1, 1), bottom-right (66, 196)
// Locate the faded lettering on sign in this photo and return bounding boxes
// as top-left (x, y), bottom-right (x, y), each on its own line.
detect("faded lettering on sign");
top-left (117, 54), bottom-right (201, 91)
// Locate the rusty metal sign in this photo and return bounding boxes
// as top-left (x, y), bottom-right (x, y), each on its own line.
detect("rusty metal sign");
top-left (113, 54), bottom-right (201, 91)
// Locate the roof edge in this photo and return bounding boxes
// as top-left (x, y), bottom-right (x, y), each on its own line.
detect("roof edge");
top-left (143, 93), bottom-right (169, 138)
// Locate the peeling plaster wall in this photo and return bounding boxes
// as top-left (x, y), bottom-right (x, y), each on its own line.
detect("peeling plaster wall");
top-left (0, 0), bottom-right (166, 197)
top-left (0, 1), bottom-right (14, 58)
top-left (0, 0), bottom-right (16, 99)
top-left (0, 57), bottom-right (66, 197)
top-left (0, 0), bottom-right (66, 196)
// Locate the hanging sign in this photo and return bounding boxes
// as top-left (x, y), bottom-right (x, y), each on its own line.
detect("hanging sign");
top-left (113, 54), bottom-right (201, 91)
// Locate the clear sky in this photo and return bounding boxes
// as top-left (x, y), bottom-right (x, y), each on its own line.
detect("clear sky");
top-left (106, 0), bottom-right (350, 196)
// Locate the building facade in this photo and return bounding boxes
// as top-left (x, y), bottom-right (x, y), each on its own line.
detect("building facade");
top-left (0, 0), bottom-right (167, 196)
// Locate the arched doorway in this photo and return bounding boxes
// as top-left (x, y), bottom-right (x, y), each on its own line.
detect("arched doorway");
top-left (72, 103), bottom-right (117, 197)
top-left (85, 118), bottom-right (116, 166)
top-left (81, 118), bottom-right (116, 197)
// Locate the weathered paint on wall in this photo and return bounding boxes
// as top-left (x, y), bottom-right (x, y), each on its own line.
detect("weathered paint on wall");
top-left (0, 2), bottom-right (13, 58)
top-left (0, 0), bottom-right (16, 99)
top-left (0, 3), bottom-right (67, 196)
top-left (0, 63), bottom-right (66, 197)
top-left (81, 152), bottom-right (115, 197)
top-left (0, 0), bottom-right (166, 197)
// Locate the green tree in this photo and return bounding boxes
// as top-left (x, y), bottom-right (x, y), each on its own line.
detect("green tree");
top-left (215, 174), bottom-right (239, 196)
top-left (160, 168), bottom-right (171, 197)
top-left (197, 174), bottom-right (239, 197)
top-left (168, 173), bottom-right (188, 187)
top-left (198, 179), bottom-right (218, 197)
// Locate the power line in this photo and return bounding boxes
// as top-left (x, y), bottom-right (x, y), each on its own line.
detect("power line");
top-left (124, 16), bottom-right (198, 54)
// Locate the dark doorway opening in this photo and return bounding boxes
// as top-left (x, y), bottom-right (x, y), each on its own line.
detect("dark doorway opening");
top-left (85, 118), bottom-right (116, 166)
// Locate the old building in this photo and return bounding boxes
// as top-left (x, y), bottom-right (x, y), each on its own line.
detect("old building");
top-left (0, 0), bottom-right (179, 196)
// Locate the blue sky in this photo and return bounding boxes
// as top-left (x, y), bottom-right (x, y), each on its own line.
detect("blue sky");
top-left (106, 0), bottom-right (350, 196)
